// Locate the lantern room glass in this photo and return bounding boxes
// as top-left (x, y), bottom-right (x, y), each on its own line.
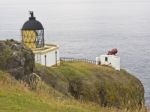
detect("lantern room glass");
top-left (22, 29), bottom-right (44, 49)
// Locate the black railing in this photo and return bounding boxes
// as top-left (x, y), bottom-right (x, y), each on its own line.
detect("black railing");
top-left (60, 57), bottom-right (96, 64)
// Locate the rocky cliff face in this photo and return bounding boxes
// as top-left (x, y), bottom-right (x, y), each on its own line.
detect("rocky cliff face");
top-left (0, 39), bottom-right (35, 79)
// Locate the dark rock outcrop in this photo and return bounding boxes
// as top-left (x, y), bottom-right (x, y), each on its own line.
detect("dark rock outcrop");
top-left (0, 39), bottom-right (35, 79)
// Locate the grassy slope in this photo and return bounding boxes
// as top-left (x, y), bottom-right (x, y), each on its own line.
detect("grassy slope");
top-left (0, 62), bottom-right (146, 112)
top-left (0, 70), bottom-right (119, 112)
top-left (37, 61), bottom-right (144, 108)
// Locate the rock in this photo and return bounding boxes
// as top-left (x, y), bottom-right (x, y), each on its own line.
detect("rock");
top-left (0, 39), bottom-right (35, 79)
top-left (0, 41), bottom-right (6, 51)
top-left (8, 67), bottom-right (25, 79)
top-left (23, 73), bottom-right (41, 90)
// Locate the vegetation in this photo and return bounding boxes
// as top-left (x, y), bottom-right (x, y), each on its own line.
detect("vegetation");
top-left (36, 61), bottom-right (145, 109)
top-left (0, 40), bottom-right (146, 111)
top-left (0, 47), bottom-right (13, 70)
top-left (0, 69), bottom-right (147, 112)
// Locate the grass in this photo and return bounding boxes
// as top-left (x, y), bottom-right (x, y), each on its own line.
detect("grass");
top-left (0, 62), bottom-right (147, 112)
top-left (36, 61), bottom-right (145, 109)
top-left (0, 70), bottom-right (101, 112)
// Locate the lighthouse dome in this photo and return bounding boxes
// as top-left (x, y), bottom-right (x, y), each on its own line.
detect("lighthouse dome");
top-left (22, 12), bottom-right (44, 30)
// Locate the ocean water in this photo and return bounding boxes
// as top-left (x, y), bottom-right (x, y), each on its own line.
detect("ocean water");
top-left (0, 0), bottom-right (150, 105)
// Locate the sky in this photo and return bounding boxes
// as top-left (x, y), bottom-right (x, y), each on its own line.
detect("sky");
top-left (0, 0), bottom-right (150, 3)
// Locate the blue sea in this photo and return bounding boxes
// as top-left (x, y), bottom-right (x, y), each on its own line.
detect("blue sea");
top-left (0, 0), bottom-right (150, 105)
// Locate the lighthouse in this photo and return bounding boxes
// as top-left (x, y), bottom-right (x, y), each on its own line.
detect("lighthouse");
top-left (21, 11), bottom-right (60, 67)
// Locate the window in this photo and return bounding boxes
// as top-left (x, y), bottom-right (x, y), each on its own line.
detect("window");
top-left (44, 55), bottom-right (47, 66)
top-left (105, 57), bottom-right (108, 62)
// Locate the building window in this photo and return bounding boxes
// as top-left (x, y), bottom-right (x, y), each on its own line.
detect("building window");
top-left (105, 57), bottom-right (108, 62)
top-left (55, 51), bottom-right (57, 66)
top-left (45, 55), bottom-right (47, 66)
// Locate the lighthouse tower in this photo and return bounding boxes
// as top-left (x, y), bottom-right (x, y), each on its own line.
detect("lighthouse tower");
top-left (21, 11), bottom-right (60, 67)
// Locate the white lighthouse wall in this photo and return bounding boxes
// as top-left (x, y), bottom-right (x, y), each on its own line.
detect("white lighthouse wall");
top-left (100, 55), bottom-right (120, 71)
top-left (100, 55), bottom-right (110, 65)
top-left (110, 56), bottom-right (120, 70)
top-left (56, 49), bottom-right (60, 65)
top-left (35, 49), bottom-right (60, 67)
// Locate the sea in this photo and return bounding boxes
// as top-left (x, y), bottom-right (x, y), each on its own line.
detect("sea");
top-left (0, 0), bottom-right (150, 105)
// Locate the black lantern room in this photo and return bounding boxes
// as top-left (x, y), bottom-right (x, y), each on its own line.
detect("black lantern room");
top-left (21, 11), bottom-right (44, 49)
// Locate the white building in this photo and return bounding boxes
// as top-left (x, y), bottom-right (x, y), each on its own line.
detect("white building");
top-left (96, 55), bottom-right (120, 71)
top-left (33, 44), bottom-right (60, 67)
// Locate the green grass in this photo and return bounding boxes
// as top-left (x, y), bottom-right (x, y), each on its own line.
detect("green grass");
top-left (0, 70), bottom-right (107, 112)
top-left (0, 71), bottom-right (102, 112)
top-left (36, 61), bottom-right (145, 109)
top-left (0, 62), bottom-right (147, 112)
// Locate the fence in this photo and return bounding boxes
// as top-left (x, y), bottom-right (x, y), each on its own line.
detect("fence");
top-left (60, 57), bottom-right (96, 65)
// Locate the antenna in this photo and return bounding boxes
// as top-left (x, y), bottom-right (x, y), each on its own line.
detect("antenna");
top-left (29, 11), bottom-right (35, 20)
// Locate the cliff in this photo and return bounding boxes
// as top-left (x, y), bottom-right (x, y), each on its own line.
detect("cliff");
top-left (36, 61), bottom-right (145, 109)
top-left (0, 40), bottom-right (146, 111)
